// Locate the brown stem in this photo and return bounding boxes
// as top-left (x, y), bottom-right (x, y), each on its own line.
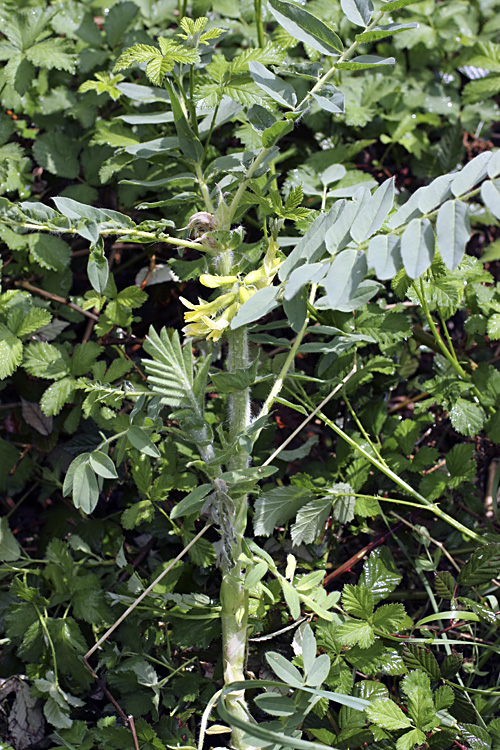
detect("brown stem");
top-left (18, 281), bottom-right (99, 321)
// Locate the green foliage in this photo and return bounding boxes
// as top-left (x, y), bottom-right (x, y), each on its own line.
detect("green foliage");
top-left (2, 0), bottom-right (500, 748)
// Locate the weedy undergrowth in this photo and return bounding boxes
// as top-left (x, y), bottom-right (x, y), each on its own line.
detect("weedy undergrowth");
top-left (3, 1), bottom-right (500, 749)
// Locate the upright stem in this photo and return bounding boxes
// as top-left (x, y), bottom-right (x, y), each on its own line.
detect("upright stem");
top-left (218, 250), bottom-right (254, 749)
top-left (254, 0), bottom-right (265, 48)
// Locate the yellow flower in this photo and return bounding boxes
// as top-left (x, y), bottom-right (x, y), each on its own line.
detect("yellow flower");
top-left (199, 274), bottom-right (238, 288)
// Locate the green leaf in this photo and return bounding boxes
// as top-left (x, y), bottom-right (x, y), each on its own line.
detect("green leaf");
top-left (23, 342), bottom-right (68, 380)
top-left (290, 496), bottom-right (332, 545)
top-left (40, 377), bottom-right (76, 416)
top-left (342, 584), bottom-right (374, 619)
top-left (434, 685), bottom-right (454, 712)
top-left (254, 693), bottom-right (296, 717)
top-left (372, 603), bottom-right (407, 633)
top-left (487, 313), bottom-right (500, 340)
top-left (305, 654), bottom-right (331, 688)
top-left (458, 543), bottom-right (500, 586)
top-left (436, 200), bottom-right (470, 271)
top-left (0, 324), bottom-right (22, 379)
top-left (170, 484), bottom-right (212, 520)
top-left (402, 645), bottom-right (440, 680)
top-left (248, 61), bottom-right (297, 109)
top-left (268, 0), bottom-right (343, 55)
top-left (350, 177), bottom-right (395, 243)
top-left (262, 119), bottom-right (294, 148)
top-left (451, 153), bottom-right (491, 197)
top-left (341, 0), bottom-right (373, 27)
top-left (311, 84), bottom-right (345, 113)
top-left (230, 286), bottom-right (281, 329)
top-left (381, 0), bottom-right (426, 9)
top-left (440, 653), bottom-right (462, 679)
top-left (89, 451), bottom-right (118, 479)
top-left (165, 81), bottom-right (203, 162)
top-left (0, 517), bottom-right (22, 561)
top-left (266, 651), bottom-right (303, 688)
top-left (10, 308), bottom-right (51, 337)
top-left (355, 22), bottom-right (418, 42)
top-left (33, 132), bottom-right (80, 179)
top-left (28, 234), bottom-right (72, 272)
top-left (397, 728), bottom-right (427, 750)
top-left (122, 500), bottom-right (155, 529)
top-left (280, 577), bottom-right (301, 619)
top-left (127, 426), bottom-right (161, 458)
top-left (335, 56), bottom-right (395, 70)
top-left (401, 218), bottom-right (435, 279)
top-left (434, 571), bottom-right (456, 599)
top-left (72, 463), bottom-right (99, 514)
top-left (336, 619), bottom-right (375, 648)
top-left (254, 486), bottom-right (310, 536)
top-left (366, 697), bottom-right (412, 730)
top-left (445, 443), bottom-right (475, 477)
top-left (367, 234), bottom-right (402, 280)
top-left (87, 239), bottom-right (109, 294)
top-left (449, 398), bottom-right (486, 437)
top-left (104, 1), bottom-right (138, 47)
top-left (26, 38), bottom-right (76, 73)
top-left (323, 249), bottom-right (367, 309)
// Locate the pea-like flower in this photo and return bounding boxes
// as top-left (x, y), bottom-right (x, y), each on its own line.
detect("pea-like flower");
top-left (181, 239), bottom-right (283, 341)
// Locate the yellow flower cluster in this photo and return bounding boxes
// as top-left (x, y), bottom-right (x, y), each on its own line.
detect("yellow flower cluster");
top-left (180, 240), bottom-right (282, 341)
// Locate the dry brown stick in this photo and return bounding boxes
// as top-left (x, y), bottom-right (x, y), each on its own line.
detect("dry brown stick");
top-left (18, 280), bottom-right (99, 321)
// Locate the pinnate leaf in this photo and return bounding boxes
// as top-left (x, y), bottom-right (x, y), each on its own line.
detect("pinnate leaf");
top-left (402, 645), bottom-right (440, 680)
top-left (342, 584), bottom-right (374, 619)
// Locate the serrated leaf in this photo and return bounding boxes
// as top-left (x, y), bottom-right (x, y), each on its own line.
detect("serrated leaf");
top-left (372, 603), bottom-right (407, 634)
top-left (401, 218), bottom-right (435, 279)
top-left (268, 0), bottom-right (343, 55)
top-left (290, 496), bottom-right (332, 545)
top-left (402, 645), bottom-right (440, 680)
top-left (366, 697), bottom-right (412, 730)
top-left (40, 377), bottom-right (76, 416)
top-left (262, 119), bottom-right (294, 148)
top-left (28, 234), bottom-right (71, 272)
top-left (434, 571), bottom-right (456, 599)
top-left (449, 399), bottom-right (485, 438)
top-left (121, 500), bottom-right (155, 529)
top-left (341, 0), bottom-right (373, 26)
top-left (254, 486), bottom-right (310, 536)
top-left (360, 548), bottom-right (402, 604)
top-left (434, 685), bottom-right (454, 712)
top-left (440, 653), bottom-right (463, 679)
top-left (10, 308), bottom-right (51, 337)
top-left (342, 584), bottom-right (374, 619)
top-left (336, 619), bottom-right (375, 648)
top-left (0, 325), bottom-right (22, 379)
top-left (397, 728), bottom-right (427, 750)
top-left (21, 398), bottom-right (53, 436)
top-left (0, 517), bottom-right (22, 561)
top-left (355, 22), bottom-right (418, 42)
top-left (458, 543), bottom-right (500, 586)
top-left (33, 131), bottom-right (80, 179)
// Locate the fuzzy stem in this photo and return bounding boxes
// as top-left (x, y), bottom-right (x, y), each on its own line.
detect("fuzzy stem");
top-left (217, 248), bottom-right (254, 750)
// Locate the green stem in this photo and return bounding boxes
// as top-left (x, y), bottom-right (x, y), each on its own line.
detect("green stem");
top-left (35, 604), bottom-right (59, 686)
top-left (254, 0), bottom-right (265, 48)
top-left (202, 101), bottom-right (221, 161)
top-left (258, 285), bottom-right (317, 422)
top-left (195, 162), bottom-right (214, 213)
top-left (218, 250), bottom-right (254, 750)
top-left (297, 392), bottom-right (483, 544)
top-left (414, 280), bottom-right (487, 408)
top-left (11, 220), bottom-right (205, 251)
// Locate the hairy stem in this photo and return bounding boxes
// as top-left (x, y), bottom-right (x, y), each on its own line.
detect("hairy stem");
top-left (217, 250), bottom-right (254, 750)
